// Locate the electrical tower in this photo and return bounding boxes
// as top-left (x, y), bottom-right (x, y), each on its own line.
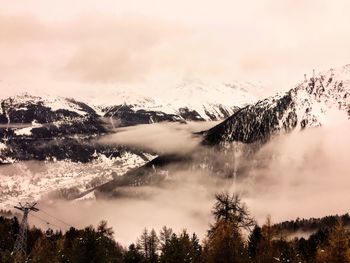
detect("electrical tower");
top-left (13, 202), bottom-right (39, 259)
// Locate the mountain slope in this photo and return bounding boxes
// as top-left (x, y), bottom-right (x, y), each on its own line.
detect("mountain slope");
top-left (87, 65), bottom-right (350, 200)
top-left (0, 94), bottom-right (150, 163)
top-left (97, 80), bottom-right (262, 125)
top-left (0, 80), bottom-right (261, 163)
top-left (203, 65), bottom-right (350, 145)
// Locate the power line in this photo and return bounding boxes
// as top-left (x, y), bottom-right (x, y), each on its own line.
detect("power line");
top-left (38, 209), bottom-right (76, 229)
top-left (8, 199), bottom-right (76, 262)
top-left (4, 199), bottom-right (77, 230)
top-left (30, 213), bottom-right (66, 231)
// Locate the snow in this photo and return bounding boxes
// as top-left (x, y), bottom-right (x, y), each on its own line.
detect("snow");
top-left (1, 93), bottom-right (89, 117)
top-left (274, 64), bottom-right (350, 132)
top-left (0, 143), bottom-right (6, 152)
top-left (1, 80), bottom-right (264, 122)
top-left (14, 120), bottom-right (43, 136)
top-left (14, 127), bottom-right (33, 136)
top-left (1, 65), bottom-right (349, 209)
top-left (74, 190), bottom-right (96, 201)
top-left (291, 65), bottom-right (350, 129)
top-left (87, 80), bottom-right (264, 120)
top-left (0, 152), bottom-right (156, 209)
top-left (208, 64), bottom-right (350, 145)
top-left (44, 97), bottom-right (87, 116)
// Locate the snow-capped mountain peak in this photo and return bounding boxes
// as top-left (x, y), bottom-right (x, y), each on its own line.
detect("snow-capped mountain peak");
top-left (291, 65), bottom-right (350, 127)
top-left (98, 80), bottom-right (264, 122)
top-left (203, 65), bottom-right (350, 145)
top-left (1, 92), bottom-right (96, 117)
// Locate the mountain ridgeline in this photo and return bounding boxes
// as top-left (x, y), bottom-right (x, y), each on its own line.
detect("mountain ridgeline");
top-left (0, 66), bottom-right (349, 164)
top-left (74, 66), bottom-right (350, 200)
top-left (203, 65), bottom-right (350, 145)
top-left (0, 81), bottom-right (257, 164)
top-left (0, 95), bottom-right (154, 164)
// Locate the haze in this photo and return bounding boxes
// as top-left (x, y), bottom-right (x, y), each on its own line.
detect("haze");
top-left (1, 0), bottom-right (350, 100)
top-left (26, 121), bottom-right (350, 244)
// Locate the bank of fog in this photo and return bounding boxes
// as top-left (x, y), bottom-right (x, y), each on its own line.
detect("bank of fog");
top-left (35, 122), bottom-right (350, 244)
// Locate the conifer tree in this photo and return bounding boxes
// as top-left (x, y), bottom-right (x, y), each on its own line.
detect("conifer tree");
top-left (190, 233), bottom-right (202, 263)
top-left (247, 225), bottom-right (262, 260)
top-left (137, 228), bottom-right (159, 263)
top-left (124, 243), bottom-right (145, 263)
top-left (30, 236), bottom-right (58, 263)
top-left (316, 220), bottom-right (350, 263)
top-left (202, 192), bottom-right (252, 263)
top-left (138, 229), bottom-right (150, 260)
top-left (159, 230), bottom-right (202, 263)
top-left (257, 215), bottom-right (275, 263)
top-left (148, 229), bottom-right (159, 263)
top-left (159, 226), bottom-right (173, 250)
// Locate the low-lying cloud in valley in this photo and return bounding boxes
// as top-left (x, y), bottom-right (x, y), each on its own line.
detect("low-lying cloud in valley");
top-left (98, 122), bottom-right (215, 155)
top-left (1, 1), bottom-right (350, 256)
top-left (19, 121), bottom-right (350, 244)
top-left (241, 122), bottom-right (350, 223)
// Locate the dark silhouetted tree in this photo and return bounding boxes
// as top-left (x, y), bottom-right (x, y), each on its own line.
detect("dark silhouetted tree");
top-left (159, 230), bottom-right (201, 263)
top-left (124, 243), bottom-right (145, 263)
top-left (137, 228), bottom-right (159, 263)
top-left (316, 220), bottom-right (350, 263)
top-left (248, 225), bottom-right (262, 260)
top-left (211, 193), bottom-right (255, 231)
top-left (203, 192), bottom-right (252, 263)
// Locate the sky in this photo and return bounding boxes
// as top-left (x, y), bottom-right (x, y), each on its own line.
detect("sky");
top-left (1, 0), bottom-right (350, 100)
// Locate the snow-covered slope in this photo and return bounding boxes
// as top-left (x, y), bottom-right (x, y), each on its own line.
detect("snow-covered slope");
top-left (0, 94), bottom-right (157, 205)
top-left (98, 80), bottom-right (263, 124)
top-left (0, 82), bottom-right (262, 202)
top-left (0, 80), bottom-right (262, 163)
top-left (0, 152), bottom-right (156, 209)
top-left (0, 93), bottom-right (153, 164)
top-left (164, 80), bottom-right (263, 119)
top-left (0, 93), bottom-right (103, 134)
top-left (203, 65), bottom-right (350, 145)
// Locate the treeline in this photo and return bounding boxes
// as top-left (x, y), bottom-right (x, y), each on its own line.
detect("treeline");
top-left (1, 194), bottom-right (350, 263)
top-left (272, 213), bottom-right (350, 234)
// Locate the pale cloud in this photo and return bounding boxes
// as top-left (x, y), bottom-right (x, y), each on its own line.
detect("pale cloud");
top-left (98, 122), bottom-right (206, 155)
top-left (31, 122), bottom-right (350, 244)
top-left (0, 0), bottom-right (350, 99)
top-left (241, 122), bottom-right (350, 224)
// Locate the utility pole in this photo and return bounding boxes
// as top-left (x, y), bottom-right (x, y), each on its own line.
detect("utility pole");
top-left (13, 202), bottom-right (39, 261)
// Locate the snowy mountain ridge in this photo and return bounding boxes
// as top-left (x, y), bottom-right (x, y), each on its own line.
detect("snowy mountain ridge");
top-left (1, 65), bottom-right (350, 206)
top-left (91, 80), bottom-right (264, 121)
top-left (0, 80), bottom-right (262, 164)
top-left (203, 65), bottom-right (350, 145)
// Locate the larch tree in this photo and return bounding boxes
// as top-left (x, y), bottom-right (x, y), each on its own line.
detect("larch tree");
top-left (202, 192), bottom-right (254, 263)
top-left (316, 220), bottom-right (350, 263)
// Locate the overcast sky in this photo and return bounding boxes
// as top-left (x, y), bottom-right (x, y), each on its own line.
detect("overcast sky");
top-left (1, 0), bottom-right (350, 100)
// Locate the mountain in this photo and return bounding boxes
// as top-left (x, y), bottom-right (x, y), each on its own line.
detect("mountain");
top-left (0, 94), bottom-right (151, 164)
top-left (2, 66), bottom-right (349, 204)
top-left (203, 65), bottom-right (350, 145)
top-left (0, 94), bottom-right (157, 205)
top-left (0, 81), bottom-right (260, 204)
top-left (0, 80), bottom-right (261, 163)
top-left (96, 80), bottom-right (262, 126)
top-left (82, 65), bottom-right (350, 200)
